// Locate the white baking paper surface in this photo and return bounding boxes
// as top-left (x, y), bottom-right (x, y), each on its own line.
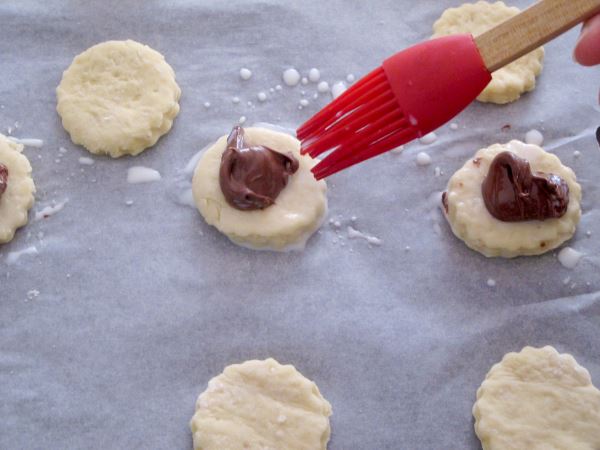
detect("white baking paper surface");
top-left (1, 0), bottom-right (599, 448)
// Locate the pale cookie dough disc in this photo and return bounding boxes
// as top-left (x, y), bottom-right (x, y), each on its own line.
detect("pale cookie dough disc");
top-left (0, 134), bottom-right (35, 244)
top-left (192, 127), bottom-right (327, 251)
top-left (190, 358), bottom-right (332, 450)
top-left (473, 346), bottom-right (600, 450)
top-left (443, 140), bottom-right (581, 258)
top-left (56, 40), bottom-right (181, 157)
top-left (433, 1), bottom-right (544, 104)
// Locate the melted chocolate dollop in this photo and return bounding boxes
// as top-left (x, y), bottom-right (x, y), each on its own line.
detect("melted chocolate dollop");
top-left (219, 126), bottom-right (299, 210)
top-left (482, 151), bottom-right (569, 222)
top-left (0, 163), bottom-right (8, 200)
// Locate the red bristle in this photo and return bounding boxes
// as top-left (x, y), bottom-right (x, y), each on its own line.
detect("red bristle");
top-left (297, 64), bottom-right (417, 179)
top-left (299, 80), bottom-right (392, 144)
top-left (312, 113), bottom-right (407, 177)
top-left (313, 126), bottom-right (417, 179)
top-left (297, 68), bottom-right (385, 140)
top-left (297, 68), bottom-right (386, 140)
top-left (303, 95), bottom-right (398, 158)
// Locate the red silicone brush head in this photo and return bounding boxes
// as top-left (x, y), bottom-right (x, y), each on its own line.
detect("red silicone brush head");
top-left (297, 34), bottom-right (492, 179)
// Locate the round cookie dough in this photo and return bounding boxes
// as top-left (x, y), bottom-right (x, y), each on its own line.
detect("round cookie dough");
top-left (473, 346), bottom-right (600, 450)
top-left (443, 140), bottom-right (581, 258)
top-left (433, 1), bottom-right (544, 104)
top-left (56, 40), bottom-right (181, 158)
top-left (190, 358), bottom-right (332, 450)
top-left (0, 134), bottom-right (35, 243)
top-left (192, 127), bottom-right (327, 250)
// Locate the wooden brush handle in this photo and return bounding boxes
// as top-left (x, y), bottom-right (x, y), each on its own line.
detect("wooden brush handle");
top-left (475, 0), bottom-right (600, 72)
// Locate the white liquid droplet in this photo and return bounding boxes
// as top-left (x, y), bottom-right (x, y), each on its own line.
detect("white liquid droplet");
top-left (282, 68), bottom-right (301, 86)
top-left (347, 226), bottom-right (382, 246)
top-left (7, 137), bottom-right (44, 147)
top-left (78, 157), bottom-right (94, 165)
top-left (416, 152), bottom-right (432, 166)
top-left (346, 73), bottom-right (355, 83)
top-left (308, 68), bottom-right (320, 82)
top-left (419, 132), bottom-right (437, 145)
top-left (239, 68), bottom-right (252, 80)
top-left (558, 247), bottom-right (583, 269)
top-left (525, 129), bottom-right (544, 146)
top-left (257, 92), bottom-right (267, 102)
top-left (34, 200), bottom-right (68, 221)
top-left (317, 81), bottom-right (330, 93)
top-left (6, 246), bottom-right (38, 265)
top-left (127, 166), bottom-right (162, 184)
top-left (331, 81), bottom-right (347, 99)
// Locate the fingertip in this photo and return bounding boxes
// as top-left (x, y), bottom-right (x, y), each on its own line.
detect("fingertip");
top-left (574, 14), bottom-right (600, 66)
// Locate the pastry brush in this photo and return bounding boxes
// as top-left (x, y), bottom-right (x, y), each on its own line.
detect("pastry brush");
top-left (298, 0), bottom-right (600, 179)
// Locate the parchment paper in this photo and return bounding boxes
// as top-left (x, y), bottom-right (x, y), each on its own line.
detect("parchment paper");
top-left (1, 1), bottom-right (599, 448)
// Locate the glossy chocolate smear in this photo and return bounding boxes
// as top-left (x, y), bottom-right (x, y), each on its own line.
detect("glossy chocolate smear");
top-left (0, 163), bottom-right (8, 199)
top-left (482, 151), bottom-right (569, 222)
top-left (219, 126), bottom-right (299, 210)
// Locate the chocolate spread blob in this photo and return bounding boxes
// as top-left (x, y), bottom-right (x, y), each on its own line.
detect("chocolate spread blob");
top-left (219, 126), bottom-right (299, 210)
top-left (0, 163), bottom-right (8, 199)
top-left (481, 151), bottom-right (569, 222)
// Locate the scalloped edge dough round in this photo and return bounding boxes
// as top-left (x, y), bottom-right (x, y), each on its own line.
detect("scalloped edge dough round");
top-left (443, 140), bottom-right (581, 258)
top-left (433, 1), bottom-right (544, 104)
top-left (56, 40), bottom-right (181, 158)
top-left (190, 358), bottom-right (332, 450)
top-left (0, 134), bottom-right (35, 243)
top-left (473, 346), bottom-right (600, 450)
top-left (192, 127), bottom-right (327, 251)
